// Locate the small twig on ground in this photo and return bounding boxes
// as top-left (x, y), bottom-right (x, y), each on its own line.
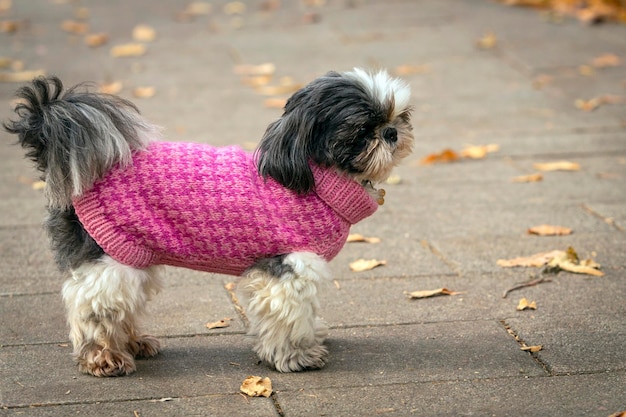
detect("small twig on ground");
top-left (502, 276), bottom-right (551, 298)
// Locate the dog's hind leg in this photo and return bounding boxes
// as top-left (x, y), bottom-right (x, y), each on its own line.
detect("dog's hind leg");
top-left (240, 252), bottom-right (330, 372)
top-left (62, 256), bottom-right (162, 377)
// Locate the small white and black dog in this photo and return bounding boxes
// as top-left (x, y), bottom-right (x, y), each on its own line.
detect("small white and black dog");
top-left (4, 69), bottom-right (413, 377)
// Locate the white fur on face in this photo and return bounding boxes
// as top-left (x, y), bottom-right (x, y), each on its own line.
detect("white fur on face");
top-left (344, 68), bottom-right (412, 118)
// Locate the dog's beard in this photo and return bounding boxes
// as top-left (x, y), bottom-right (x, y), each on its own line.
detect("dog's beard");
top-left (352, 125), bottom-right (413, 184)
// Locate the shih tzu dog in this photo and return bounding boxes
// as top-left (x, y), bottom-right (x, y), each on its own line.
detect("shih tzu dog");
top-left (4, 69), bottom-right (413, 377)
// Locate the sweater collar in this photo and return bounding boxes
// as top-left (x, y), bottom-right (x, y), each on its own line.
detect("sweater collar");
top-left (310, 165), bottom-right (379, 224)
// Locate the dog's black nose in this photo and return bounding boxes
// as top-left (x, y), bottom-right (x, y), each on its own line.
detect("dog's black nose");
top-left (382, 127), bottom-right (397, 143)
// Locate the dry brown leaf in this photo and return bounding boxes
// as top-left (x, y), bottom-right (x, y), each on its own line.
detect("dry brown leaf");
top-left (608, 411), bottom-right (626, 417)
top-left (349, 258), bottom-right (386, 272)
top-left (255, 78), bottom-right (302, 96)
top-left (224, 1), bottom-right (247, 14)
top-left (241, 74), bottom-right (273, 87)
top-left (533, 160), bottom-right (581, 172)
top-left (0, 19), bottom-right (19, 33)
top-left (110, 43), bottom-right (147, 58)
top-left (31, 180), bottom-right (46, 190)
top-left (420, 148), bottom-right (460, 165)
top-left (99, 81), bottom-right (123, 94)
top-left (575, 95), bottom-right (624, 111)
top-left (0, 69), bottom-right (46, 83)
top-left (592, 53), bottom-right (621, 68)
top-left (73, 7), bottom-right (90, 20)
top-left (60, 20), bottom-right (89, 34)
top-left (521, 345), bottom-right (542, 353)
top-left (527, 224), bottom-right (573, 236)
top-left (578, 64), bottom-right (595, 76)
top-left (206, 317), bottom-right (231, 329)
top-left (393, 64), bottom-right (430, 76)
top-left (512, 173), bottom-right (543, 183)
top-left (240, 376), bottom-right (272, 397)
top-left (0, 57), bottom-right (11, 69)
top-left (551, 251), bottom-right (605, 276)
top-left (184, 1), bottom-right (212, 16)
top-left (84, 33), bottom-right (109, 47)
top-left (516, 297), bottom-right (537, 311)
top-left (404, 288), bottom-right (464, 299)
top-left (497, 250), bottom-right (565, 268)
top-left (531, 74), bottom-right (553, 90)
top-left (476, 31), bottom-right (497, 49)
top-left (132, 86), bottom-right (156, 98)
top-left (346, 233), bottom-right (381, 244)
top-left (460, 143), bottom-right (500, 159)
top-left (132, 24), bottom-right (157, 42)
top-left (263, 97), bottom-right (287, 109)
top-left (233, 62), bottom-right (276, 76)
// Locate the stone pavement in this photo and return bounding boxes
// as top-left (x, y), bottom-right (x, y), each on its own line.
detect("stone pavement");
top-left (1, 0), bottom-right (625, 416)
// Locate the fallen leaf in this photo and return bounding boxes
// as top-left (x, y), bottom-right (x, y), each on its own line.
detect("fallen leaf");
top-left (578, 64), bottom-right (595, 76)
top-left (84, 33), bottom-right (109, 47)
top-left (575, 95), bottom-right (624, 111)
top-left (73, 7), bottom-right (90, 20)
top-left (533, 160), bottom-right (581, 172)
top-left (0, 69), bottom-right (46, 83)
top-left (512, 173), bottom-right (543, 183)
top-left (60, 20), bottom-right (89, 34)
top-left (132, 24), bottom-right (157, 42)
top-left (233, 62), bottom-right (276, 76)
top-left (460, 143), bottom-right (500, 159)
top-left (224, 1), bottom-right (247, 14)
top-left (404, 288), bottom-right (464, 299)
top-left (0, 20), bottom-right (19, 33)
top-left (420, 148), bottom-right (460, 165)
top-left (349, 258), bottom-right (386, 272)
top-left (241, 74), bottom-right (273, 87)
top-left (31, 180), bottom-right (46, 190)
top-left (385, 174), bottom-right (402, 185)
top-left (527, 224), bottom-right (573, 236)
top-left (263, 97), bottom-right (287, 109)
top-left (206, 317), bottom-right (231, 329)
top-left (184, 1), bottom-right (212, 16)
top-left (393, 64), bottom-right (430, 75)
top-left (592, 53), bottom-right (621, 68)
top-left (346, 233), bottom-right (381, 244)
top-left (240, 376), bottom-right (272, 397)
top-left (608, 411), bottom-right (626, 417)
top-left (516, 297), bottom-right (537, 311)
top-left (476, 31), bottom-right (497, 49)
top-left (99, 81), bottom-right (123, 94)
top-left (255, 77), bottom-right (302, 96)
top-left (0, 57), bottom-right (11, 69)
top-left (521, 345), bottom-right (542, 353)
top-left (531, 74), bottom-right (553, 90)
top-left (497, 250), bottom-right (565, 268)
top-left (110, 43), bottom-right (147, 58)
top-left (132, 86), bottom-right (156, 98)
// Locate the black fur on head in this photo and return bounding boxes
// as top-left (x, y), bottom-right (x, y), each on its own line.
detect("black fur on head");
top-left (255, 69), bottom-right (413, 194)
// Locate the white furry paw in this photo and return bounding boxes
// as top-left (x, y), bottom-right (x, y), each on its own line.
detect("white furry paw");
top-left (258, 343), bottom-right (329, 373)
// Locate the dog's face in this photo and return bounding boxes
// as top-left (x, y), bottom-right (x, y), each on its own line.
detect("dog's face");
top-left (256, 68), bottom-right (413, 194)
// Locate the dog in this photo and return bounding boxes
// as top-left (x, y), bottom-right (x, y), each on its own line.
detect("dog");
top-left (4, 69), bottom-right (413, 377)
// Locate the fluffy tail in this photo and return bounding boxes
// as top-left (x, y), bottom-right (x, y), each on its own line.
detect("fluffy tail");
top-left (3, 76), bottom-right (159, 209)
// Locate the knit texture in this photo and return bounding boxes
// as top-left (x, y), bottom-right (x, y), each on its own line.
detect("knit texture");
top-left (73, 142), bottom-right (378, 276)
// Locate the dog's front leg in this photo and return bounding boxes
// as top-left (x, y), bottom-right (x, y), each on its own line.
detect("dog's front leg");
top-left (240, 252), bottom-right (330, 372)
top-left (62, 256), bottom-right (162, 376)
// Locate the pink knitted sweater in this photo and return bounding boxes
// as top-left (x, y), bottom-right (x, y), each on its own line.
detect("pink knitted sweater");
top-left (73, 142), bottom-right (378, 276)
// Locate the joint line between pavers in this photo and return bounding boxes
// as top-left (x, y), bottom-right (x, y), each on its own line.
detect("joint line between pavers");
top-left (581, 204), bottom-right (625, 232)
top-left (499, 319), bottom-right (552, 376)
top-left (420, 239), bottom-right (462, 276)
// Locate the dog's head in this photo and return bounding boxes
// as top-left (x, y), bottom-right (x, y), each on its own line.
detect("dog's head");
top-left (256, 68), bottom-right (413, 194)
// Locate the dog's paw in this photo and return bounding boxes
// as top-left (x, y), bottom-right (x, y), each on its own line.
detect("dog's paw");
top-left (274, 344), bottom-right (329, 372)
top-left (76, 343), bottom-right (136, 377)
top-left (129, 334), bottom-right (161, 359)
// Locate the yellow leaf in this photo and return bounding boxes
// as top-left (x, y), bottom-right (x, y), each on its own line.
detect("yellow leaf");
top-left (0, 69), bottom-right (46, 83)
top-left (349, 258), bottom-right (386, 272)
top-left (31, 180), bottom-right (46, 190)
top-left (223, 1), bottom-right (247, 14)
top-left (263, 97), bottom-right (287, 109)
top-left (591, 53), bottom-right (621, 68)
top-left (533, 161), bottom-right (580, 172)
top-left (385, 175), bottom-right (402, 185)
top-left (516, 297), bottom-right (537, 311)
top-left (206, 318), bottom-right (231, 329)
top-left (99, 81), bottom-right (123, 94)
top-left (240, 376), bottom-right (272, 397)
top-left (511, 173), bottom-right (543, 183)
top-left (521, 345), bottom-right (542, 353)
top-left (404, 288), bottom-right (464, 299)
top-left (132, 24), bottom-right (157, 42)
top-left (110, 43), bottom-right (146, 58)
top-left (346, 234), bottom-right (381, 244)
top-left (233, 62), bottom-right (276, 76)
top-left (497, 250), bottom-right (565, 268)
top-left (84, 33), bottom-right (109, 48)
top-left (460, 143), bottom-right (499, 159)
top-left (527, 224), bottom-right (573, 236)
top-left (60, 20), bottom-right (89, 34)
top-left (476, 31), bottom-right (497, 49)
top-left (132, 86), bottom-right (156, 98)
top-left (393, 64), bottom-right (430, 76)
